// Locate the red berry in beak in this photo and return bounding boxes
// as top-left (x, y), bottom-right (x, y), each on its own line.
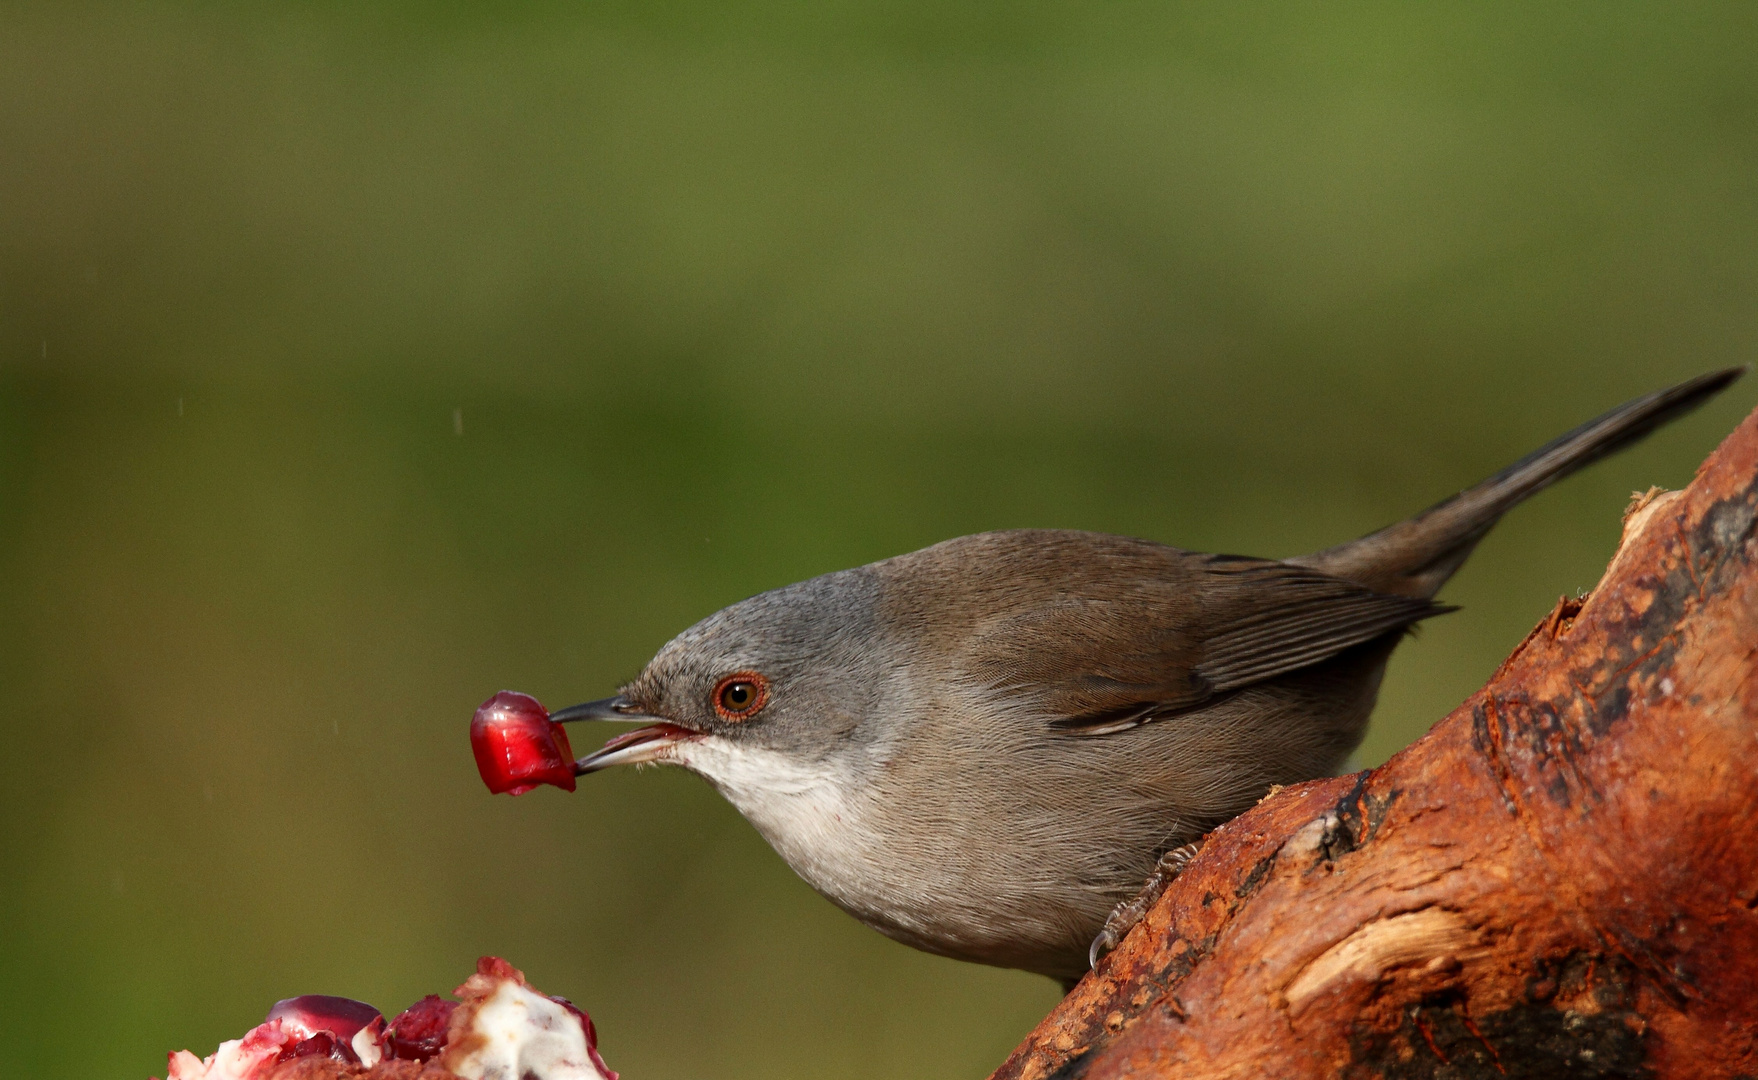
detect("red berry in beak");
top-left (471, 691), bottom-right (578, 795)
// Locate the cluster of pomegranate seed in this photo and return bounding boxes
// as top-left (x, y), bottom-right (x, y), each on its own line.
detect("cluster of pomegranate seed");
top-left (159, 957), bottom-right (614, 1080)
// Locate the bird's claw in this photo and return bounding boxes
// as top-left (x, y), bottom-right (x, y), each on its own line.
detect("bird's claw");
top-left (1088, 928), bottom-right (1119, 971)
top-left (1087, 840), bottom-right (1205, 971)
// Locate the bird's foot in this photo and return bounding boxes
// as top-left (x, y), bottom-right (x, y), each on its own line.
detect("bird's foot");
top-left (1089, 840), bottom-right (1205, 970)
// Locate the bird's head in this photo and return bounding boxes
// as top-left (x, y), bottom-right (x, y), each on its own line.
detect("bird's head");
top-left (554, 566), bottom-right (891, 802)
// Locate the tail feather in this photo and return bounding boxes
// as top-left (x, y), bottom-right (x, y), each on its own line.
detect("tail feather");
top-left (1293, 367), bottom-right (1746, 599)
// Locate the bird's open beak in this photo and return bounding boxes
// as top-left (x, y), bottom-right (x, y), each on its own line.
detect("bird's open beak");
top-left (551, 695), bottom-right (701, 774)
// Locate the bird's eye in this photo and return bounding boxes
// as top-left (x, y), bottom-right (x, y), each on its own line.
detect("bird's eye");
top-left (712, 671), bottom-right (769, 721)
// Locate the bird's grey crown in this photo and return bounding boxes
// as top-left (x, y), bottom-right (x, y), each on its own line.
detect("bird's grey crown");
top-left (620, 564), bottom-right (889, 758)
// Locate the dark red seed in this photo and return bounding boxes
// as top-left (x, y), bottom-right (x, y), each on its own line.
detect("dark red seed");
top-left (386, 995), bottom-right (458, 1061)
top-left (274, 1032), bottom-right (357, 1066)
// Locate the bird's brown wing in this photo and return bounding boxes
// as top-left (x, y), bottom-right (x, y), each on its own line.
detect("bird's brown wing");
top-left (962, 549), bottom-right (1447, 735)
top-left (1189, 555), bottom-right (1449, 690)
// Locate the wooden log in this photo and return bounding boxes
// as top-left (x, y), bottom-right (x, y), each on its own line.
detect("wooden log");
top-left (991, 405), bottom-right (1758, 1080)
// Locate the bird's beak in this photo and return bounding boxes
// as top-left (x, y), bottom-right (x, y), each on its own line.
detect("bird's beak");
top-left (549, 695), bottom-right (645, 723)
top-left (552, 695), bottom-right (702, 774)
top-left (573, 723), bottom-right (700, 773)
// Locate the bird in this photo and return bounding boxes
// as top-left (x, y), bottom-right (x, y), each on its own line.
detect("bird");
top-left (552, 369), bottom-right (1741, 986)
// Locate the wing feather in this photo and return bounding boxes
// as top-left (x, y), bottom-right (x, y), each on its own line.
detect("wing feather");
top-left (956, 545), bottom-right (1449, 734)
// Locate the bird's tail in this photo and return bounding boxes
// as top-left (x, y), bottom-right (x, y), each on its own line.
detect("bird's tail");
top-left (1292, 367), bottom-right (1745, 599)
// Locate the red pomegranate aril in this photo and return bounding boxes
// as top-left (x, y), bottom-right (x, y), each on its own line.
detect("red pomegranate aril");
top-left (274, 1031), bottom-right (355, 1066)
top-left (265, 995), bottom-right (384, 1042)
top-left (387, 995), bottom-right (458, 1061)
top-left (471, 691), bottom-right (578, 795)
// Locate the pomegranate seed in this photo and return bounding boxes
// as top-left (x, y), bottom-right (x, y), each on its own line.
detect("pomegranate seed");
top-left (265, 995), bottom-right (383, 1043)
top-left (387, 995), bottom-right (457, 1061)
top-left (471, 692), bottom-right (578, 795)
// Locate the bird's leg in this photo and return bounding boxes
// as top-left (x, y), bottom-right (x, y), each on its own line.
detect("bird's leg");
top-left (1089, 840), bottom-right (1205, 970)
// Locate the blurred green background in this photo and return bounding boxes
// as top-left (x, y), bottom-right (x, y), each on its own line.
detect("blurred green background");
top-left (1, 3), bottom-right (1754, 1078)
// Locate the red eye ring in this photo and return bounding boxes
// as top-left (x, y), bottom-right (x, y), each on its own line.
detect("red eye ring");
top-left (712, 671), bottom-right (769, 721)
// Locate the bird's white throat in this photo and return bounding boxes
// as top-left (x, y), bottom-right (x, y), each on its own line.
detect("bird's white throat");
top-left (671, 736), bottom-right (883, 906)
top-left (674, 736), bottom-right (853, 827)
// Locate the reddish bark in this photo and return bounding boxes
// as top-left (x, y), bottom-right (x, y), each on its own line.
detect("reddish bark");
top-left (993, 407), bottom-right (1758, 1080)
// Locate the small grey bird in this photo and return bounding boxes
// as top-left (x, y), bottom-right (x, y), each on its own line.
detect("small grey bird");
top-left (554, 370), bottom-right (1740, 985)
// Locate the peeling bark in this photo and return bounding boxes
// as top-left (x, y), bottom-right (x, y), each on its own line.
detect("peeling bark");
top-left (991, 407), bottom-right (1758, 1080)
